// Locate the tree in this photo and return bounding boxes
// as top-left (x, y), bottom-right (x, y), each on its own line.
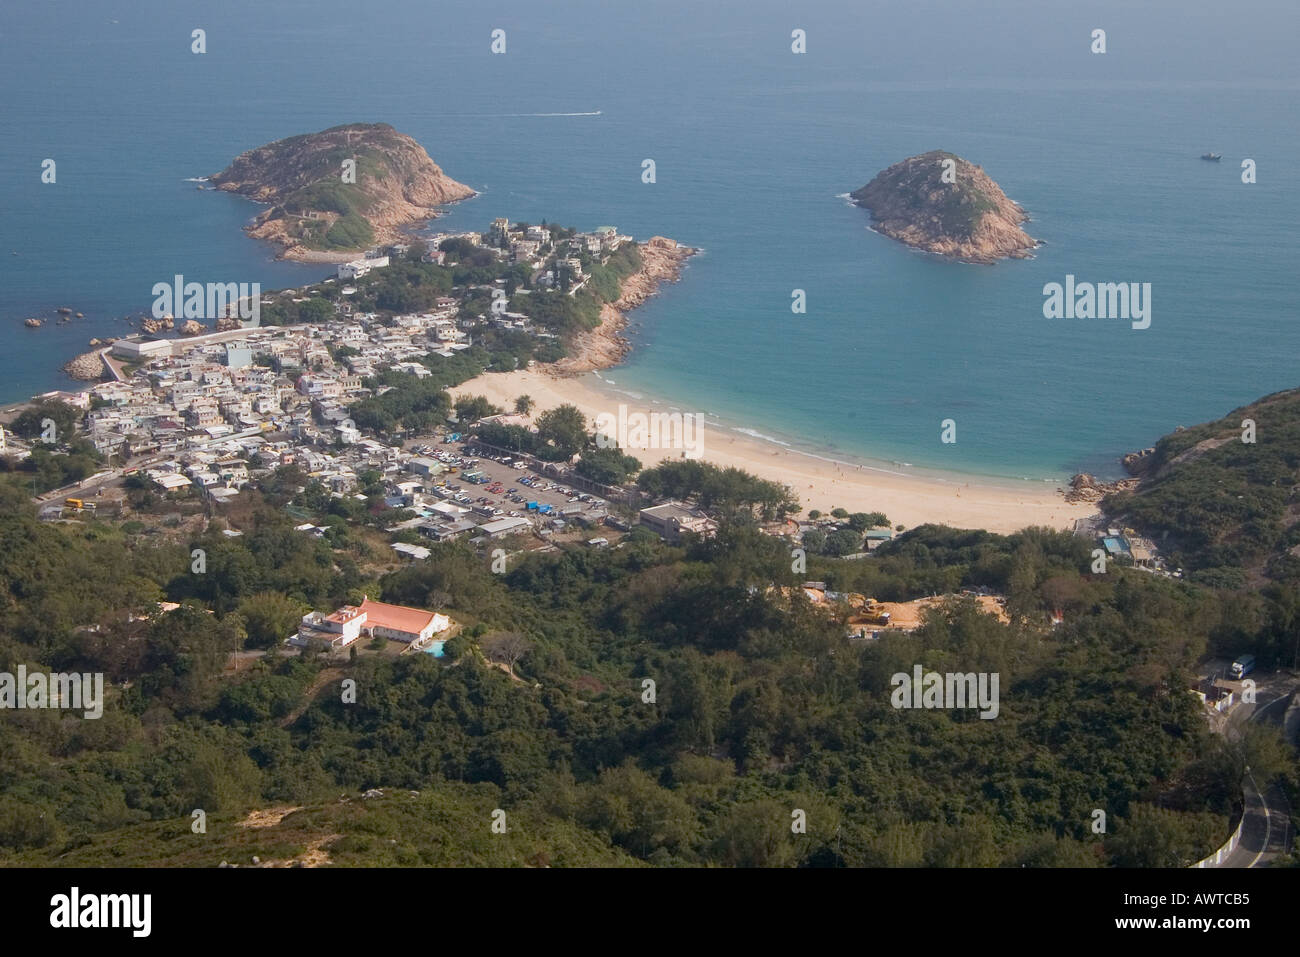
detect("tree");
top-left (823, 528), bottom-right (865, 556)
top-left (579, 766), bottom-right (699, 859)
top-left (536, 405), bottom-right (588, 458)
top-left (454, 395), bottom-right (500, 424)
top-left (482, 631), bottom-right (533, 678)
top-left (576, 446), bottom-right (641, 486)
top-left (848, 511), bottom-right (888, 531)
top-left (514, 395), bottom-right (534, 415)
top-left (10, 400), bottom-right (81, 443)
top-left (237, 592), bottom-right (308, 649)
top-left (801, 528), bottom-right (827, 554)
top-left (1107, 804), bottom-right (1225, 868)
top-left (297, 298), bottom-right (336, 324)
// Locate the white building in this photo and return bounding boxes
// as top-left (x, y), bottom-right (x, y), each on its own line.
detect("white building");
top-left (337, 256), bottom-right (391, 280)
top-left (112, 338), bottom-right (173, 361)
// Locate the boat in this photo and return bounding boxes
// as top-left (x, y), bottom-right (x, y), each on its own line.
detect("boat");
top-left (1201, 153), bottom-right (1222, 161)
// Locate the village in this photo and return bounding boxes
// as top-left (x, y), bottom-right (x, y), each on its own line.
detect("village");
top-left (0, 220), bottom-right (737, 655)
top-left (0, 217), bottom-right (1180, 661)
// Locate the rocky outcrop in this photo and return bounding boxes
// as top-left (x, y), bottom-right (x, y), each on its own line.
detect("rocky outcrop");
top-left (142, 315), bottom-right (174, 334)
top-left (215, 316), bottom-right (243, 332)
top-left (179, 320), bottom-right (205, 336)
top-left (211, 122), bottom-right (475, 262)
top-left (24, 318), bottom-right (42, 328)
top-left (851, 151), bottom-right (1037, 263)
top-left (551, 237), bottom-right (696, 375)
top-left (1122, 447), bottom-right (1157, 476)
top-left (1066, 472), bottom-right (1139, 504)
top-left (62, 351), bottom-right (106, 381)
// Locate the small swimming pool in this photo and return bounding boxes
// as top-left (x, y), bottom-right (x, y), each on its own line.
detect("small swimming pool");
top-left (423, 640), bottom-right (446, 658)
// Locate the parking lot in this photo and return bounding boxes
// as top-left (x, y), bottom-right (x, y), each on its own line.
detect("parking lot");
top-left (405, 437), bottom-right (609, 530)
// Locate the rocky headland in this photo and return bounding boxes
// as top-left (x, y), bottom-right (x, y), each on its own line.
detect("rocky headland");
top-left (550, 237), bottom-right (697, 375)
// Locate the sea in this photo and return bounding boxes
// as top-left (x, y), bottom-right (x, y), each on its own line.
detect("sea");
top-left (2, 0), bottom-right (1297, 481)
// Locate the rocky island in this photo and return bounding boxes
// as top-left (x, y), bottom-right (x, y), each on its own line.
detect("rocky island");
top-left (851, 151), bottom-right (1037, 264)
top-left (211, 122), bottom-right (475, 262)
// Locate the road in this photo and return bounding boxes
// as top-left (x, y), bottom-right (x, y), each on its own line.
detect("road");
top-left (1213, 676), bottom-right (1296, 867)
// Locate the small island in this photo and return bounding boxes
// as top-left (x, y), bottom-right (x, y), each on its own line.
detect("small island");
top-left (850, 150), bottom-right (1037, 264)
top-left (210, 122), bottom-right (475, 262)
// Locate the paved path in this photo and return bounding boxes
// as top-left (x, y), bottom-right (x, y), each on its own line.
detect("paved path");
top-left (1214, 679), bottom-right (1295, 867)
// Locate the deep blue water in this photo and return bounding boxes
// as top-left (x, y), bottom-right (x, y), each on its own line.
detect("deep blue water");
top-left (2, 0), bottom-right (1297, 479)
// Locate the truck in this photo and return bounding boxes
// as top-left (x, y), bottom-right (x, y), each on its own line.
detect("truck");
top-left (1229, 654), bottom-right (1256, 680)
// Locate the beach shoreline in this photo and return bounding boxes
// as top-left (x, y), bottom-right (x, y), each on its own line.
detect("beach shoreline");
top-left (450, 367), bottom-right (1097, 534)
top-left (444, 235), bottom-right (1095, 534)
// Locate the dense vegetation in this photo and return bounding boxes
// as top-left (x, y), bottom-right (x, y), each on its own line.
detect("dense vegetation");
top-left (1106, 389), bottom-right (1300, 584)
top-left (0, 458), bottom-right (1289, 866)
top-left (1104, 389), bottom-right (1300, 668)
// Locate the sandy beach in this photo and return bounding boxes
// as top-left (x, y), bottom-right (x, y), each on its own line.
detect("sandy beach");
top-left (450, 367), bottom-right (1096, 535)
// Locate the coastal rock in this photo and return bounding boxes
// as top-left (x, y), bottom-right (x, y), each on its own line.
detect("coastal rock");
top-left (24, 318), bottom-right (42, 328)
top-left (142, 315), bottom-right (174, 334)
top-left (850, 151), bottom-right (1037, 263)
top-left (210, 122), bottom-right (475, 262)
top-left (88, 338), bottom-right (103, 346)
top-left (179, 320), bottom-right (205, 336)
top-left (62, 351), bottom-right (106, 381)
top-left (75, 312), bottom-right (84, 318)
top-left (1122, 448), bottom-right (1157, 476)
top-left (551, 237), bottom-right (696, 375)
top-left (1065, 472), bottom-right (1139, 504)
top-left (215, 316), bottom-right (243, 332)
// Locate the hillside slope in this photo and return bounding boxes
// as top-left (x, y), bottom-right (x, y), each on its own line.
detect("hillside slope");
top-left (1104, 388), bottom-right (1300, 585)
top-left (211, 122), bottom-right (474, 261)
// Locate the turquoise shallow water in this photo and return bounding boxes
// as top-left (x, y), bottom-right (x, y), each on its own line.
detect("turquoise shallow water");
top-left (2, 0), bottom-right (1297, 480)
